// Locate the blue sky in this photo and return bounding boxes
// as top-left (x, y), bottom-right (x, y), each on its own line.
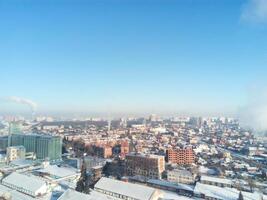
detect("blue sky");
top-left (0, 0), bottom-right (267, 117)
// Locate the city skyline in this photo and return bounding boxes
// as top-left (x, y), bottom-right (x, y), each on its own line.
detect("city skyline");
top-left (1, 0), bottom-right (267, 117)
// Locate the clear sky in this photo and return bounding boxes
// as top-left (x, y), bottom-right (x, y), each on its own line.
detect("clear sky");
top-left (0, 0), bottom-right (267, 117)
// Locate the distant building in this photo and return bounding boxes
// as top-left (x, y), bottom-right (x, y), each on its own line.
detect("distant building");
top-left (166, 147), bottom-right (195, 165)
top-left (8, 122), bottom-right (23, 135)
top-left (242, 146), bottom-right (265, 156)
top-left (84, 156), bottom-right (106, 171)
top-left (6, 146), bottom-right (25, 163)
top-left (87, 145), bottom-right (112, 158)
top-left (167, 169), bottom-right (196, 184)
top-left (126, 154), bottom-right (165, 179)
top-left (95, 177), bottom-right (160, 200)
top-left (112, 141), bottom-right (129, 158)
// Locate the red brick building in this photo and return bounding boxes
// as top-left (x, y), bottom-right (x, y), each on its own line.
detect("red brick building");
top-left (166, 147), bottom-right (195, 165)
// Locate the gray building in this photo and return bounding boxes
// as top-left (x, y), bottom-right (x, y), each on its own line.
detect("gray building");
top-left (0, 134), bottom-right (62, 161)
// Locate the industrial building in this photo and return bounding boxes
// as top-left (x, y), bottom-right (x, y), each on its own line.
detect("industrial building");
top-left (95, 177), bottom-right (160, 200)
top-left (2, 172), bottom-right (48, 197)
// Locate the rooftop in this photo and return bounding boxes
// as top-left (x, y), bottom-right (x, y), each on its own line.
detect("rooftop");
top-left (95, 177), bottom-right (157, 200)
top-left (2, 172), bottom-right (47, 194)
top-left (36, 165), bottom-right (79, 179)
top-left (58, 189), bottom-right (112, 200)
top-left (201, 175), bottom-right (232, 185)
top-left (194, 182), bottom-right (265, 200)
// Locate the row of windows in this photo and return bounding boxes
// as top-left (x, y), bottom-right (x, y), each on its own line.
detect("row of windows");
top-left (96, 188), bottom-right (138, 200)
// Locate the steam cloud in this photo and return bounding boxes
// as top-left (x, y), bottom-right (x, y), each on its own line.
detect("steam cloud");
top-left (6, 96), bottom-right (37, 112)
top-left (241, 0), bottom-right (267, 24)
top-left (238, 89), bottom-right (267, 132)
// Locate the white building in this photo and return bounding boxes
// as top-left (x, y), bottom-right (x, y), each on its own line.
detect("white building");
top-left (200, 175), bottom-right (232, 188)
top-left (167, 169), bottom-right (196, 184)
top-left (6, 146), bottom-right (25, 163)
top-left (95, 177), bottom-right (160, 200)
top-left (36, 164), bottom-right (80, 183)
top-left (2, 172), bottom-right (48, 197)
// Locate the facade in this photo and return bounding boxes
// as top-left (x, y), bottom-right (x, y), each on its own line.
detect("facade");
top-left (166, 147), bottom-right (195, 165)
top-left (95, 177), bottom-right (160, 200)
top-left (6, 146), bottom-right (26, 162)
top-left (9, 134), bottom-right (62, 161)
top-left (87, 145), bottom-right (112, 158)
top-left (200, 175), bottom-right (232, 188)
top-left (23, 135), bottom-right (37, 152)
top-left (126, 154), bottom-right (165, 179)
top-left (167, 169), bottom-right (196, 184)
top-left (36, 135), bottom-right (62, 160)
top-left (0, 136), bottom-right (9, 151)
top-left (112, 141), bottom-right (130, 158)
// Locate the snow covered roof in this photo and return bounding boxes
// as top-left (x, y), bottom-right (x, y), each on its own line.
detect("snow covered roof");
top-left (201, 175), bottom-right (232, 185)
top-left (194, 182), bottom-right (266, 200)
top-left (0, 184), bottom-right (36, 200)
top-left (95, 177), bottom-right (157, 200)
top-left (37, 165), bottom-right (79, 178)
top-left (58, 189), bottom-right (112, 200)
top-left (2, 172), bottom-right (46, 194)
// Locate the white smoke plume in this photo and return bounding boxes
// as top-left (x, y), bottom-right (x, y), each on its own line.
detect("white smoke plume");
top-left (238, 88), bottom-right (267, 132)
top-left (6, 96), bottom-right (37, 112)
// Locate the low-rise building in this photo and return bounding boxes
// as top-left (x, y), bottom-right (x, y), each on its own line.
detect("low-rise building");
top-left (2, 172), bottom-right (48, 197)
top-left (167, 169), bottom-right (196, 184)
top-left (58, 188), bottom-right (110, 200)
top-left (6, 146), bottom-right (26, 163)
top-left (200, 175), bottom-right (232, 188)
top-left (95, 177), bottom-right (160, 200)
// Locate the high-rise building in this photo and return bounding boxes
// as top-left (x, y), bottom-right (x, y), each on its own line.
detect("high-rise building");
top-left (0, 136), bottom-right (9, 151)
top-left (7, 134), bottom-right (62, 161)
top-left (36, 135), bottom-right (62, 160)
top-left (126, 154), bottom-right (165, 179)
top-left (23, 135), bottom-right (37, 152)
top-left (10, 134), bottom-right (24, 146)
top-left (166, 147), bottom-right (195, 165)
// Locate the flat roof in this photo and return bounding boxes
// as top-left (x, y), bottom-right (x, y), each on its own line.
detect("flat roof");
top-left (201, 175), bottom-right (232, 185)
top-left (95, 177), bottom-right (157, 200)
top-left (37, 165), bottom-right (79, 178)
top-left (58, 189), bottom-right (111, 200)
top-left (194, 182), bottom-right (265, 200)
top-left (0, 184), bottom-right (35, 200)
top-left (2, 172), bottom-right (46, 193)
